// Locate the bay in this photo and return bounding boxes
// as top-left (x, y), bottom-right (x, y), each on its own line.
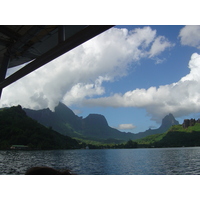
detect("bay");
top-left (1, 147), bottom-right (200, 175)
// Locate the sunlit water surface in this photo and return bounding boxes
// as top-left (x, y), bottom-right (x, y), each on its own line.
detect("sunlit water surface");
top-left (1, 147), bottom-right (200, 175)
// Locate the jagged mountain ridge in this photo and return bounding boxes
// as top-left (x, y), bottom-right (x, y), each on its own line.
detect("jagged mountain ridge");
top-left (24, 103), bottom-right (82, 138)
top-left (24, 102), bottom-right (179, 143)
top-left (24, 103), bottom-right (134, 142)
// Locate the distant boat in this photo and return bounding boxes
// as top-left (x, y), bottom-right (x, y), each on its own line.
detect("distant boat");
top-left (85, 146), bottom-right (89, 149)
top-left (10, 145), bottom-right (29, 150)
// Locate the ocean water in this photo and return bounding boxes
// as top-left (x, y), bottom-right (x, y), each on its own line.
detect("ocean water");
top-left (1, 147), bottom-right (200, 175)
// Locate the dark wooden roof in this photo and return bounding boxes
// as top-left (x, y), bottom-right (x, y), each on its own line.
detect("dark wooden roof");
top-left (0, 25), bottom-right (113, 95)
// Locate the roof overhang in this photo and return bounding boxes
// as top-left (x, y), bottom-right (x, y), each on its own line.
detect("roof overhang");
top-left (0, 25), bottom-right (113, 96)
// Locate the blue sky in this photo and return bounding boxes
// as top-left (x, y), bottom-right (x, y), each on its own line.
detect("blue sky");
top-left (1, 25), bottom-right (200, 133)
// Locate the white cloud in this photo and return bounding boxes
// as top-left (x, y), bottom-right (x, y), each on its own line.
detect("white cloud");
top-left (0, 26), bottom-right (174, 111)
top-left (149, 36), bottom-right (174, 58)
top-left (62, 76), bottom-right (108, 106)
top-left (84, 53), bottom-right (200, 123)
top-left (117, 124), bottom-right (136, 130)
top-left (179, 25), bottom-right (200, 48)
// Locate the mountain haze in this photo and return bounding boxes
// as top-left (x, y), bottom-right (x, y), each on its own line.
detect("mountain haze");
top-left (24, 103), bottom-right (179, 143)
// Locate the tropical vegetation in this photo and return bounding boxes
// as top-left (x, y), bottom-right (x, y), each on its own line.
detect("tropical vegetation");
top-left (0, 105), bottom-right (80, 150)
top-left (1, 105), bottom-right (200, 150)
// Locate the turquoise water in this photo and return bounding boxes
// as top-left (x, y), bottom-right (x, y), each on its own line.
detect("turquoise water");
top-left (1, 147), bottom-right (200, 175)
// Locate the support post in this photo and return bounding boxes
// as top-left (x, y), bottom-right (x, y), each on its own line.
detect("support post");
top-left (0, 53), bottom-right (10, 98)
top-left (58, 25), bottom-right (66, 43)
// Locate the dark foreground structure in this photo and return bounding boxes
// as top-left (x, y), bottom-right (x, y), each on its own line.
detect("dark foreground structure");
top-left (0, 25), bottom-right (113, 97)
top-left (25, 166), bottom-right (72, 175)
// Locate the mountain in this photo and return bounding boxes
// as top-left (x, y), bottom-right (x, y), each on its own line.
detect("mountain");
top-left (0, 105), bottom-right (80, 150)
top-left (24, 103), bottom-right (135, 143)
top-left (131, 113), bottom-right (179, 140)
top-left (81, 114), bottom-right (137, 142)
top-left (160, 113), bottom-right (179, 131)
top-left (24, 103), bottom-right (83, 138)
top-left (24, 102), bottom-right (179, 143)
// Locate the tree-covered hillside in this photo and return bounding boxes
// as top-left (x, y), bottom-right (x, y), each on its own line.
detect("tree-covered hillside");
top-left (0, 105), bottom-right (80, 150)
top-left (135, 123), bottom-right (200, 148)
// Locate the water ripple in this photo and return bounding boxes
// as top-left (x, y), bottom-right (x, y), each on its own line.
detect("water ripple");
top-left (1, 147), bottom-right (200, 175)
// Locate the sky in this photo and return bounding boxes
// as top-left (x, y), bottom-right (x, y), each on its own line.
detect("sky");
top-left (1, 25), bottom-right (200, 133)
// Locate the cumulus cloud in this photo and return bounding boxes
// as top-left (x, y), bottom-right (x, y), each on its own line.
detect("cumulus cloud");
top-left (179, 25), bottom-right (200, 48)
top-left (117, 124), bottom-right (136, 130)
top-left (84, 53), bottom-right (200, 123)
top-left (62, 76), bottom-right (109, 106)
top-left (0, 26), bottom-right (174, 112)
